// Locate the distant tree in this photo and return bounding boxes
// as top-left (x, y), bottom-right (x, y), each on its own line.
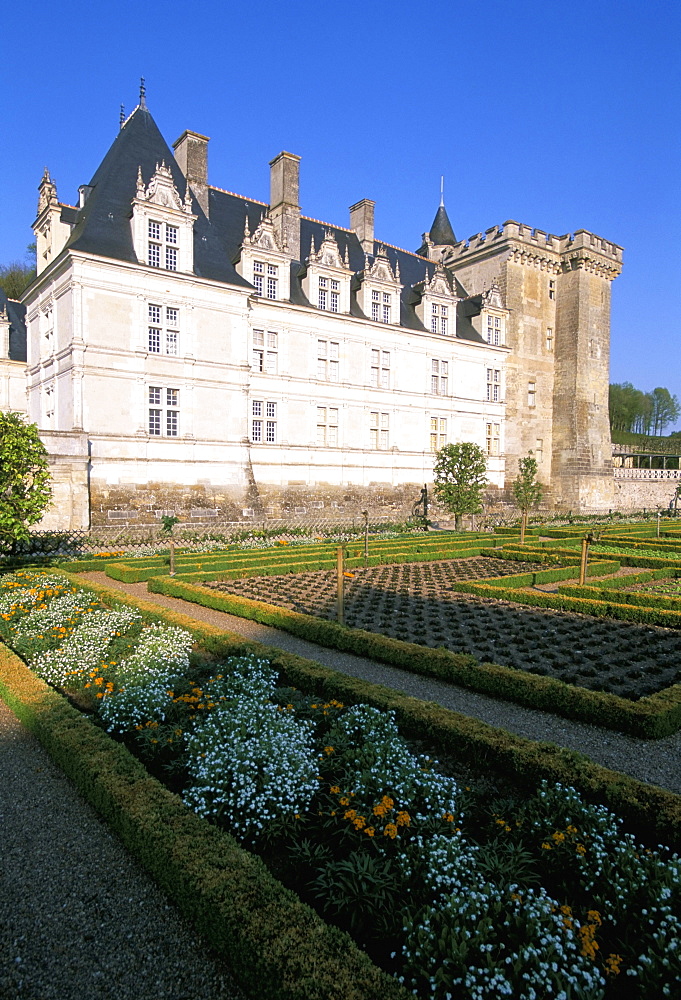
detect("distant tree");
top-left (432, 442), bottom-right (488, 531)
top-left (609, 381), bottom-right (679, 436)
top-left (512, 453), bottom-right (544, 543)
top-left (651, 387), bottom-right (681, 435)
top-left (0, 413), bottom-right (52, 551)
top-left (0, 244), bottom-right (37, 300)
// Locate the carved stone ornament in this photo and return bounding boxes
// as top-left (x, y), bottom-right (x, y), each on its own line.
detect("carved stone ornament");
top-left (420, 261), bottom-right (453, 298)
top-left (243, 213), bottom-right (282, 253)
top-left (561, 249), bottom-right (622, 280)
top-left (138, 161), bottom-right (191, 214)
top-left (307, 230), bottom-right (349, 272)
top-left (366, 245), bottom-right (399, 285)
top-left (509, 247), bottom-right (561, 274)
top-left (37, 169), bottom-right (58, 216)
top-left (482, 279), bottom-right (504, 310)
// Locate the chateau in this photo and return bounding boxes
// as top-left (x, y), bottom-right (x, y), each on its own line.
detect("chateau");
top-left (1, 94), bottom-right (623, 529)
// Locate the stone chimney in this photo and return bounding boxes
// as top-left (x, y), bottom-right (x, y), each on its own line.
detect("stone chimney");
top-left (269, 151), bottom-right (301, 260)
top-left (173, 130), bottom-right (210, 216)
top-left (349, 199), bottom-right (375, 254)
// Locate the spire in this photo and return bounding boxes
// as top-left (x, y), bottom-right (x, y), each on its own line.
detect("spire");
top-left (120, 105), bottom-right (125, 130)
top-left (440, 175), bottom-right (444, 208)
top-left (139, 77), bottom-right (147, 110)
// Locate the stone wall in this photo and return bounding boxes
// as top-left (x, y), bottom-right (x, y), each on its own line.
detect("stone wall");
top-left (611, 475), bottom-right (681, 511)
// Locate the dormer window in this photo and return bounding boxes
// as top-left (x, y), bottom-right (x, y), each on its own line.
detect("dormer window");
top-left (415, 262), bottom-right (456, 336)
top-left (253, 261), bottom-right (279, 299)
top-left (148, 220), bottom-right (179, 270)
top-left (132, 162), bottom-right (196, 274)
top-left (487, 315), bottom-right (502, 345)
top-left (432, 304), bottom-right (448, 336)
top-left (318, 276), bottom-right (340, 312)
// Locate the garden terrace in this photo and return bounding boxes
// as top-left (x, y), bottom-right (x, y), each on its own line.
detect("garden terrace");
top-left (1, 568), bottom-right (680, 1000)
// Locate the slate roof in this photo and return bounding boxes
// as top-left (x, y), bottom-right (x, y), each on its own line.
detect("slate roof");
top-left (428, 203), bottom-right (457, 246)
top-left (0, 288), bottom-right (27, 363)
top-left (56, 104), bottom-right (483, 337)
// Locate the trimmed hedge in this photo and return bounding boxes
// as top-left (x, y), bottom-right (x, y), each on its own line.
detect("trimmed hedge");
top-left (0, 641), bottom-right (410, 1000)
top-left (144, 576), bottom-right (681, 739)
top-left (105, 538), bottom-right (503, 584)
top-left (6, 573), bottom-right (681, 851)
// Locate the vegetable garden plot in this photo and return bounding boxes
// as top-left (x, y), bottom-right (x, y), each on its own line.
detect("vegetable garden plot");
top-left (1, 569), bottom-right (680, 1000)
top-left (208, 559), bottom-right (681, 701)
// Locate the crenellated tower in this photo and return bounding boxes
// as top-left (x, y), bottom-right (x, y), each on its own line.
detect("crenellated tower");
top-left (442, 221), bottom-right (623, 508)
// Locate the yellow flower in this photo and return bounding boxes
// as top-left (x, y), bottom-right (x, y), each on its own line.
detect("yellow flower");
top-left (339, 797), bottom-right (350, 806)
top-left (330, 786), bottom-right (341, 795)
top-left (383, 823), bottom-right (398, 839)
top-left (323, 746), bottom-right (334, 755)
top-left (576, 844), bottom-right (586, 855)
top-left (365, 826), bottom-right (375, 837)
top-left (373, 803), bottom-right (388, 817)
top-left (344, 809), bottom-right (357, 821)
top-left (541, 842), bottom-right (552, 850)
top-left (396, 811), bottom-right (410, 827)
top-left (352, 815), bottom-right (366, 830)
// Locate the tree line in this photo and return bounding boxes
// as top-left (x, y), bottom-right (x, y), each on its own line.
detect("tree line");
top-left (609, 383), bottom-right (680, 436)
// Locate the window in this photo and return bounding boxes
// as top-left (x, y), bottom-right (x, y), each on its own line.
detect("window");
top-left (383, 293), bottom-right (391, 325)
top-left (429, 417), bottom-right (447, 453)
top-left (251, 400), bottom-right (276, 443)
top-left (370, 349), bottom-right (390, 389)
top-left (318, 277), bottom-right (340, 312)
top-left (317, 406), bottom-right (339, 447)
top-left (528, 380), bottom-right (537, 407)
top-left (42, 308), bottom-right (54, 350)
top-left (252, 330), bottom-right (278, 373)
top-left (431, 359), bottom-right (449, 395)
top-left (253, 261), bottom-right (278, 299)
top-left (148, 221), bottom-right (179, 271)
top-left (548, 279), bottom-right (556, 300)
top-left (44, 383), bottom-right (55, 425)
top-left (317, 340), bottom-right (339, 381)
top-left (486, 422), bottom-right (500, 457)
top-left (148, 386), bottom-right (180, 436)
top-left (371, 289), bottom-right (380, 322)
top-left (431, 304), bottom-right (449, 336)
top-left (487, 316), bottom-right (502, 345)
top-left (546, 328), bottom-right (554, 352)
top-left (535, 438), bottom-right (543, 464)
top-left (486, 368), bottom-right (500, 402)
top-left (370, 411), bottom-right (389, 449)
top-left (148, 304), bottom-right (179, 355)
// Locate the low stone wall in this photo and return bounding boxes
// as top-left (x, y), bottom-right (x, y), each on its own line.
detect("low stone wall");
top-left (611, 473), bottom-right (681, 512)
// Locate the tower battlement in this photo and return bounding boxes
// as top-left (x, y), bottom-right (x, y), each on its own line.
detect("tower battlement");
top-left (448, 221), bottom-right (622, 271)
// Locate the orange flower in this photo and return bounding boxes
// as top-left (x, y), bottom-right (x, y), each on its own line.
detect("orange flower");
top-left (383, 823), bottom-right (398, 839)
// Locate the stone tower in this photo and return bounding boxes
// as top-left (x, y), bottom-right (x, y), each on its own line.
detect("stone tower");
top-left (443, 222), bottom-right (623, 508)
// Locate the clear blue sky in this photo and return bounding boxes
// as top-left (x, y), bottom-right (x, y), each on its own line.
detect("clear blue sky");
top-left (2, 0), bottom-right (680, 427)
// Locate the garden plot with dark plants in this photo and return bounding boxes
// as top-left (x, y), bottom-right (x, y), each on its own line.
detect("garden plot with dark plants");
top-left (1, 569), bottom-right (679, 1000)
top-left (208, 558), bottom-right (681, 701)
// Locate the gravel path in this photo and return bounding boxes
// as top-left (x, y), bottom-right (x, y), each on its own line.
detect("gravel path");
top-left (83, 573), bottom-right (681, 795)
top-left (0, 698), bottom-right (246, 1000)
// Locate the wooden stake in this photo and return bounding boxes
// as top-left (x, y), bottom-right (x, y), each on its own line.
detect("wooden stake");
top-left (579, 537), bottom-right (589, 585)
top-left (336, 545), bottom-right (344, 624)
top-left (169, 540), bottom-right (176, 577)
top-left (363, 511), bottom-right (369, 568)
top-left (520, 511), bottom-right (527, 545)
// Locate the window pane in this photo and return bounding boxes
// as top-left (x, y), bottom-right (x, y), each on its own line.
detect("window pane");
top-left (267, 332), bottom-right (277, 349)
top-left (380, 368), bottom-right (389, 389)
top-left (166, 307), bottom-right (178, 325)
top-left (266, 402), bottom-right (276, 418)
top-left (149, 386), bottom-right (161, 405)
top-left (329, 360), bottom-right (339, 381)
top-left (148, 243), bottom-right (160, 267)
top-left (252, 400), bottom-right (262, 417)
top-left (252, 420), bottom-right (262, 442)
top-left (329, 342), bottom-right (339, 360)
top-left (265, 351), bottom-right (277, 374)
top-left (370, 411), bottom-right (378, 428)
top-left (370, 368), bottom-right (379, 387)
top-left (167, 410), bottom-right (179, 437)
top-left (165, 225), bottom-right (178, 244)
top-left (317, 407), bottom-right (326, 422)
top-left (318, 340), bottom-right (327, 357)
top-left (380, 413), bottom-right (389, 429)
top-left (166, 247), bottom-right (178, 270)
top-left (148, 221), bottom-right (160, 240)
top-left (252, 350), bottom-right (264, 371)
top-left (329, 409), bottom-right (338, 423)
top-left (266, 277), bottom-right (277, 298)
top-left (330, 292), bottom-right (339, 312)
top-left (328, 425), bottom-right (337, 447)
top-left (266, 421), bottom-right (276, 443)
top-left (380, 429), bottom-right (389, 448)
top-left (253, 330), bottom-right (264, 347)
top-left (148, 328), bottom-right (160, 353)
top-left (317, 424), bottom-right (326, 446)
top-left (148, 304), bottom-right (161, 324)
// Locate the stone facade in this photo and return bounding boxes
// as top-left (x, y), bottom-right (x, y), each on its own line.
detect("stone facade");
top-left (9, 98), bottom-right (623, 529)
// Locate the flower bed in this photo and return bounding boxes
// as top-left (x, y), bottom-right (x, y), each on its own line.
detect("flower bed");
top-left (1, 570), bottom-right (680, 999)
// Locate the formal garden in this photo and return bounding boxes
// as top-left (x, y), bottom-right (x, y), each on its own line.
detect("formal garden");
top-left (0, 566), bottom-right (680, 999)
top-left (2, 418), bottom-right (681, 998)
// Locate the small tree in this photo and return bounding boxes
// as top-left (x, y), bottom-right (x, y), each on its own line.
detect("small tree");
top-left (0, 413), bottom-right (52, 551)
top-left (512, 453), bottom-right (544, 543)
top-left (432, 442), bottom-right (488, 531)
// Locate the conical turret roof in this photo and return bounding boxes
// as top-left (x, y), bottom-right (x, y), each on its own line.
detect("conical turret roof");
top-left (428, 203), bottom-right (456, 246)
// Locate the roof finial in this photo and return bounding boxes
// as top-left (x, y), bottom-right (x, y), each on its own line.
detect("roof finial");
top-left (139, 77), bottom-right (147, 110)
top-left (120, 104), bottom-right (125, 130)
top-left (440, 175), bottom-right (444, 208)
